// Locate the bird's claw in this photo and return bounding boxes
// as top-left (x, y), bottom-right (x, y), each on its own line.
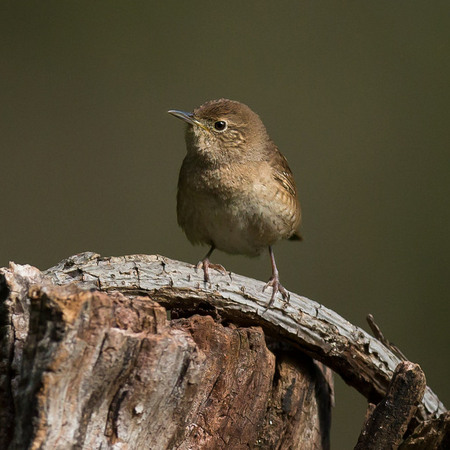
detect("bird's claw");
top-left (263, 276), bottom-right (290, 307)
top-left (196, 259), bottom-right (227, 283)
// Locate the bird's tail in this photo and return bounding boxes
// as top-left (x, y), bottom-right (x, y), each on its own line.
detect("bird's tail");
top-left (288, 231), bottom-right (303, 241)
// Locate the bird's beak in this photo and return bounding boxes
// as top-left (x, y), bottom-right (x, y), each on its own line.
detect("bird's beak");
top-left (168, 110), bottom-right (209, 131)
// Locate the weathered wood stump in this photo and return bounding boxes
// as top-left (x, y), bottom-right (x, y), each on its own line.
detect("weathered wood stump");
top-left (0, 253), bottom-right (447, 449)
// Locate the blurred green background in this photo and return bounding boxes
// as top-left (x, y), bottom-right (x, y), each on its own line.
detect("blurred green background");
top-left (2, 2), bottom-right (449, 447)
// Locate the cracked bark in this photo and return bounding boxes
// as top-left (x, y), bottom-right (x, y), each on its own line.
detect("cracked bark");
top-left (355, 361), bottom-right (426, 449)
top-left (0, 253), bottom-right (447, 449)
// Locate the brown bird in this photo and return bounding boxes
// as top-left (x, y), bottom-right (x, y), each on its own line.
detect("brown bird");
top-left (168, 99), bottom-right (301, 306)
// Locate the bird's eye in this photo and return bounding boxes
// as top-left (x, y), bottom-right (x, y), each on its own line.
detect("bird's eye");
top-left (214, 120), bottom-right (227, 131)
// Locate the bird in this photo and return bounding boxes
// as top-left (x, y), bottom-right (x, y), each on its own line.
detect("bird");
top-left (168, 99), bottom-right (301, 306)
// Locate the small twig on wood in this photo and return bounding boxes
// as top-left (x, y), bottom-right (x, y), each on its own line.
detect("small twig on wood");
top-left (355, 361), bottom-right (426, 450)
top-left (366, 314), bottom-right (408, 361)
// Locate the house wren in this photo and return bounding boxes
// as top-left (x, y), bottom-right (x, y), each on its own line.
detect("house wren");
top-left (168, 99), bottom-right (301, 306)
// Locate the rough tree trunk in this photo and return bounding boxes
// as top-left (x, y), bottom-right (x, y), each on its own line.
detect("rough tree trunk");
top-left (0, 253), bottom-right (447, 449)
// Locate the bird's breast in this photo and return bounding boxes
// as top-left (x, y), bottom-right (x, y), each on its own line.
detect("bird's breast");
top-left (177, 159), bottom-right (299, 255)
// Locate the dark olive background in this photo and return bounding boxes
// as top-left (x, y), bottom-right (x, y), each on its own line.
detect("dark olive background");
top-left (2, 2), bottom-right (449, 447)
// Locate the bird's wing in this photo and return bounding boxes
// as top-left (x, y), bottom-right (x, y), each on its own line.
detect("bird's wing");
top-left (269, 145), bottom-right (302, 238)
top-left (270, 147), bottom-right (297, 197)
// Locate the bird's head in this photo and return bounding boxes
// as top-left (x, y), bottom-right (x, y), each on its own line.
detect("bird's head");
top-left (169, 99), bottom-right (270, 161)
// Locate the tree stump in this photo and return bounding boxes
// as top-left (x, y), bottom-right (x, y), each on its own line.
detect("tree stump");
top-left (0, 253), bottom-right (447, 449)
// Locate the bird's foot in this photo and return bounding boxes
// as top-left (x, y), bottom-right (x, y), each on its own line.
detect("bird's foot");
top-left (263, 276), bottom-right (290, 307)
top-left (196, 259), bottom-right (227, 283)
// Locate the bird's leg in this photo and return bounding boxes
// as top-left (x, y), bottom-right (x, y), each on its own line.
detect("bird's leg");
top-left (263, 246), bottom-right (290, 306)
top-left (196, 245), bottom-right (227, 283)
